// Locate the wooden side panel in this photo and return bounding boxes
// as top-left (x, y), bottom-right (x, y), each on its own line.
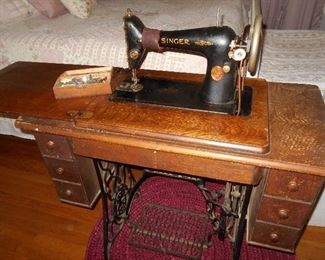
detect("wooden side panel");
top-left (265, 169), bottom-right (324, 202)
top-left (256, 196), bottom-right (311, 228)
top-left (35, 133), bottom-right (99, 208)
top-left (43, 157), bottom-right (81, 183)
top-left (53, 180), bottom-right (87, 204)
top-left (35, 133), bottom-right (74, 160)
top-left (75, 155), bottom-right (100, 204)
top-left (248, 169), bottom-right (325, 253)
top-left (250, 221), bottom-right (300, 252)
top-left (72, 138), bottom-right (262, 185)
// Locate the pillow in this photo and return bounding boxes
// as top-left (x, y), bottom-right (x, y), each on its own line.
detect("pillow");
top-left (27, 0), bottom-right (68, 18)
top-left (0, 0), bottom-right (32, 24)
top-left (60, 0), bottom-right (97, 19)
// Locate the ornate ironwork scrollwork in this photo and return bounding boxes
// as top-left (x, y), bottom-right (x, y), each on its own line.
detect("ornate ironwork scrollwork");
top-left (94, 160), bottom-right (139, 260)
top-left (197, 179), bottom-right (252, 258)
top-left (93, 160), bottom-right (252, 260)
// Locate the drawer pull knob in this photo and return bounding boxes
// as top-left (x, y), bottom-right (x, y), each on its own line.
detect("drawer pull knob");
top-left (287, 180), bottom-right (299, 192)
top-left (46, 140), bottom-right (55, 149)
top-left (56, 167), bottom-right (64, 175)
top-left (269, 233), bottom-right (279, 243)
top-left (278, 208), bottom-right (289, 219)
top-left (65, 189), bottom-right (72, 197)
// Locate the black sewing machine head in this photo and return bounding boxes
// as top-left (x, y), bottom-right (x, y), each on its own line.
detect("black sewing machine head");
top-left (112, 6), bottom-right (263, 115)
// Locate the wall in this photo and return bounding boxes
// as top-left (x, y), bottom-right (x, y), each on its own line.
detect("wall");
top-left (320, 4), bottom-right (325, 30)
top-left (244, 0), bottom-right (325, 29)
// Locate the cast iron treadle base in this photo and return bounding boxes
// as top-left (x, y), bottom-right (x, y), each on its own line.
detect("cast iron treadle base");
top-left (111, 78), bottom-right (252, 116)
top-left (94, 160), bottom-right (252, 260)
top-left (128, 204), bottom-right (211, 260)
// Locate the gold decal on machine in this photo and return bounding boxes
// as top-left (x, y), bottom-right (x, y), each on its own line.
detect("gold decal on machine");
top-left (161, 37), bottom-right (190, 45)
top-left (211, 66), bottom-right (224, 81)
top-left (194, 40), bottom-right (213, 46)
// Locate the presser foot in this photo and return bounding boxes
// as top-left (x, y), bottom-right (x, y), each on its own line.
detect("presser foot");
top-left (117, 81), bottom-right (143, 92)
top-left (115, 69), bottom-right (144, 92)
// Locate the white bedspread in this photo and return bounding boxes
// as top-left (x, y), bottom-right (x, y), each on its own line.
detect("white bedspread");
top-left (0, 0), bottom-right (244, 73)
top-left (260, 29), bottom-right (325, 99)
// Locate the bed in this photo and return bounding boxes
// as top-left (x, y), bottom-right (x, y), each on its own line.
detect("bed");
top-left (0, 0), bottom-right (324, 226)
top-left (1, 0), bottom-right (324, 94)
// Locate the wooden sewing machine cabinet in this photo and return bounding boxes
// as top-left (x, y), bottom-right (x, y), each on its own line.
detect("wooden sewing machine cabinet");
top-left (0, 62), bottom-right (324, 255)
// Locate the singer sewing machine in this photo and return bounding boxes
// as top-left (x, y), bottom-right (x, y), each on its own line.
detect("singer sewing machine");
top-left (111, 7), bottom-right (263, 115)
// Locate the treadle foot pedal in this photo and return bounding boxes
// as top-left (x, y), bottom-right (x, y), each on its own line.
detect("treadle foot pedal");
top-left (128, 203), bottom-right (211, 259)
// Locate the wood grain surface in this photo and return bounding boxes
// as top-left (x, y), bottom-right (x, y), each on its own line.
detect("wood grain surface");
top-left (7, 62), bottom-right (324, 177)
top-left (0, 62), bottom-right (96, 120)
top-left (74, 68), bottom-right (270, 154)
top-left (0, 62), bottom-right (269, 154)
top-left (267, 83), bottom-right (325, 168)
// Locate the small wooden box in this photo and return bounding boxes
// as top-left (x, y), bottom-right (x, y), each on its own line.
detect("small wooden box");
top-left (53, 67), bottom-right (113, 99)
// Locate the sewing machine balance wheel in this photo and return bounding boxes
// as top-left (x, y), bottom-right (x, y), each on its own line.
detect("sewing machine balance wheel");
top-left (247, 14), bottom-right (263, 76)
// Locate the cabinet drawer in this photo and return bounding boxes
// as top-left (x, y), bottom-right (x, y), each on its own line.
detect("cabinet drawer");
top-left (265, 169), bottom-right (323, 202)
top-left (249, 221), bottom-right (300, 252)
top-left (35, 133), bottom-right (73, 160)
top-left (53, 180), bottom-right (87, 204)
top-left (43, 157), bottom-right (81, 183)
top-left (256, 196), bottom-right (311, 228)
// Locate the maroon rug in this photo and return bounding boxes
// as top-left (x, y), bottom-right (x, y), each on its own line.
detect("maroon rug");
top-left (85, 177), bottom-right (296, 260)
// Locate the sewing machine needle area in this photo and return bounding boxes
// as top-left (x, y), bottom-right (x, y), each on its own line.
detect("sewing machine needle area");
top-left (111, 76), bottom-right (252, 116)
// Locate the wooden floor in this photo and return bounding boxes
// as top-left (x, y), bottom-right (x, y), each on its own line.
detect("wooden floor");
top-left (0, 135), bottom-right (324, 260)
